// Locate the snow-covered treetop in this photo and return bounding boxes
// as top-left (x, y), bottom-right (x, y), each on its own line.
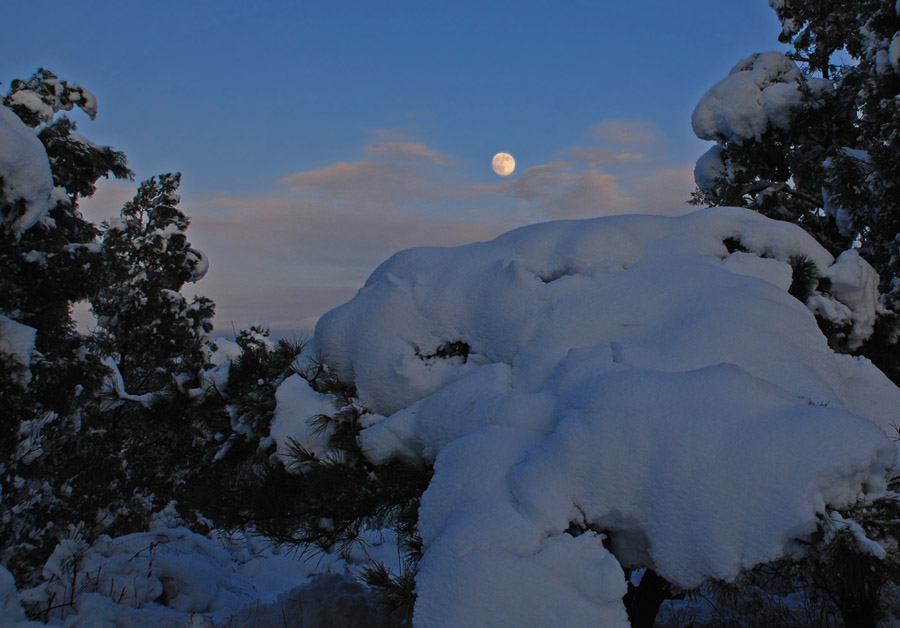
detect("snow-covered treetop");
top-left (288, 206), bottom-right (899, 626)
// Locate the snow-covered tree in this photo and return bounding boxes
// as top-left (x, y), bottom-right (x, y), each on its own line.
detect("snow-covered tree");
top-left (0, 69), bottom-right (132, 584)
top-left (91, 172), bottom-right (213, 397)
top-left (1, 68), bottom-right (131, 410)
top-left (690, 1), bottom-right (900, 383)
top-left (1, 72), bottom-right (225, 594)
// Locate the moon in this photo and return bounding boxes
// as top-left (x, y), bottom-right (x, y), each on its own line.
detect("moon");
top-left (492, 152), bottom-right (515, 176)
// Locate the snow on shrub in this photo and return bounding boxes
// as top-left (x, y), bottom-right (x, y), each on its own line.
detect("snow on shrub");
top-left (277, 206), bottom-right (900, 627)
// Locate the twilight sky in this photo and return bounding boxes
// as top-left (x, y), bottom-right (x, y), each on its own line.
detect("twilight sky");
top-left (2, 1), bottom-right (787, 338)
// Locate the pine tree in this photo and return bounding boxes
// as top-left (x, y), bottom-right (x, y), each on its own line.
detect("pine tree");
top-left (91, 172), bottom-right (213, 397)
top-left (691, 1), bottom-right (900, 382)
top-left (0, 69), bottom-right (132, 585)
top-left (1, 71), bottom-right (222, 591)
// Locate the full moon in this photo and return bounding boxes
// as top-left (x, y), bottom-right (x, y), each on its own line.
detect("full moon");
top-left (492, 152), bottom-right (515, 176)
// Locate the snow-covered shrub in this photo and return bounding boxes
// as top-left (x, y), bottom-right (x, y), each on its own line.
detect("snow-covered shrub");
top-left (177, 326), bottom-right (310, 530)
top-left (272, 207), bottom-right (900, 627)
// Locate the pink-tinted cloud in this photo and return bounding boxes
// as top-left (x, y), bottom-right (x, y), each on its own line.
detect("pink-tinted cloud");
top-left (629, 165), bottom-right (696, 216)
top-left (279, 136), bottom-right (456, 203)
top-left (554, 170), bottom-right (634, 217)
top-left (509, 161), bottom-right (573, 202)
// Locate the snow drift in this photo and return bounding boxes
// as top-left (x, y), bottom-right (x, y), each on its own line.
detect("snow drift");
top-left (277, 206), bottom-right (900, 627)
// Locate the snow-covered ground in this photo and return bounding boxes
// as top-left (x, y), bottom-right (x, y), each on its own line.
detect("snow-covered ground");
top-left (3, 523), bottom-right (405, 628)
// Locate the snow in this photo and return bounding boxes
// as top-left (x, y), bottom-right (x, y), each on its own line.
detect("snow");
top-left (0, 106), bottom-right (55, 235)
top-left (0, 316), bottom-right (36, 385)
top-left (890, 32), bottom-right (900, 71)
top-left (0, 567), bottom-right (48, 628)
top-left (207, 338), bottom-right (242, 365)
top-left (693, 144), bottom-right (725, 190)
top-left (691, 52), bottom-right (831, 144)
top-left (825, 512), bottom-right (887, 559)
top-left (5, 92), bottom-right (53, 127)
top-left (5, 204), bottom-right (900, 626)
top-left (100, 356), bottom-right (157, 408)
top-left (720, 251), bottom-right (793, 291)
top-left (271, 371), bottom-right (336, 464)
top-left (822, 249), bottom-right (880, 349)
top-left (186, 248), bottom-right (209, 282)
top-left (298, 206), bottom-right (899, 626)
top-left (821, 186), bottom-right (855, 237)
top-left (13, 526), bottom-right (401, 627)
top-left (6, 80), bottom-right (97, 125)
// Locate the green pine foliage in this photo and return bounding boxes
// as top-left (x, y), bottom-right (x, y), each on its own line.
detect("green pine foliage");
top-left (2, 69), bottom-right (240, 591)
top-left (766, 0), bottom-right (900, 310)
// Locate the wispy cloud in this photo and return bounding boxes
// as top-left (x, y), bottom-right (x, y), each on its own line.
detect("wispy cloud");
top-left (494, 119), bottom-right (693, 220)
top-left (505, 162), bottom-right (633, 218)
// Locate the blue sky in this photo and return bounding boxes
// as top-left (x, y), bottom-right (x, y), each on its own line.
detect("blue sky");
top-left (2, 1), bottom-right (787, 336)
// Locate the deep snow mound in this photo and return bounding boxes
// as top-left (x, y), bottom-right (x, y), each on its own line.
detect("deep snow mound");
top-left (290, 207), bottom-right (899, 627)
